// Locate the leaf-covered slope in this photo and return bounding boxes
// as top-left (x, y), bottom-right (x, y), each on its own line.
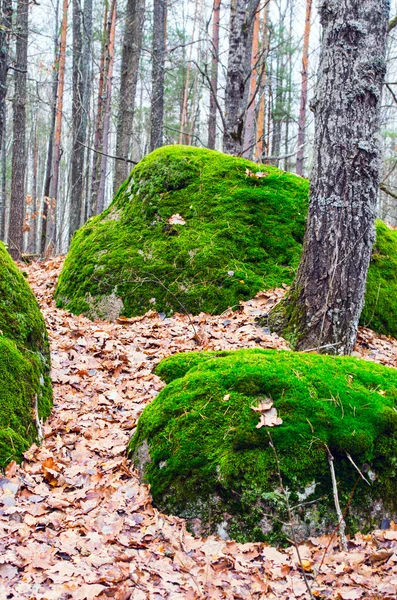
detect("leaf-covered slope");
top-left (129, 348), bottom-right (397, 543)
top-left (0, 244), bottom-right (52, 467)
top-left (56, 145), bottom-right (308, 318)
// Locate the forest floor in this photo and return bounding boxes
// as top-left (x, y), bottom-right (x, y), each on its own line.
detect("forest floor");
top-left (1, 259), bottom-right (397, 599)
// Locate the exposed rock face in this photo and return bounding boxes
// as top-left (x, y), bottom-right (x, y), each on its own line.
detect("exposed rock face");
top-left (129, 349), bottom-right (397, 544)
top-left (0, 244), bottom-right (52, 467)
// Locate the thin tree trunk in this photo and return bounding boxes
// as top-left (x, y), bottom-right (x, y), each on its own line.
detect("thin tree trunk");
top-left (70, 0), bottom-right (85, 241)
top-left (97, 0), bottom-right (116, 214)
top-left (254, 1), bottom-right (270, 160)
top-left (0, 0), bottom-right (12, 152)
top-left (8, 0), bottom-right (28, 260)
top-left (223, 0), bottom-right (260, 156)
top-left (28, 123), bottom-right (38, 252)
top-left (90, 4), bottom-right (109, 216)
top-left (47, 0), bottom-right (68, 253)
top-left (242, 7), bottom-right (260, 158)
top-left (150, 0), bottom-right (167, 151)
top-left (179, 0), bottom-right (199, 145)
top-left (207, 0), bottom-right (221, 149)
top-left (296, 0), bottom-right (312, 176)
top-left (269, 0), bottom-right (390, 355)
top-left (114, 0), bottom-right (145, 192)
top-left (0, 107), bottom-right (6, 240)
top-left (79, 0), bottom-right (93, 224)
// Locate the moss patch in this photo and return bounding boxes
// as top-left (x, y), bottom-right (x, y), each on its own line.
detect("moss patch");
top-left (56, 145), bottom-right (308, 318)
top-left (129, 348), bottom-right (397, 544)
top-left (0, 243), bottom-right (52, 468)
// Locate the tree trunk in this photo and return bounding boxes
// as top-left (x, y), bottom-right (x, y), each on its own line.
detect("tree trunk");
top-left (207, 0), bottom-right (221, 149)
top-left (48, 0), bottom-right (68, 253)
top-left (90, 4), bottom-right (109, 216)
top-left (269, 0), bottom-right (390, 356)
top-left (0, 0), bottom-right (12, 152)
top-left (223, 0), bottom-right (259, 156)
top-left (8, 0), bottom-right (28, 260)
top-left (70, 0), bottom-right (85, 241)
top-left (254, 0), bottom-right (270, 160)
top-left (296, 0), bottom-right (312, 177)
top-left (179, 0), bottom-right (199, 145)
top-left (0, 109), bottom-right (6, 240)
top-left (242, 7), bottom-right (260, 158)
top-left (150, 0), bottom-right (166, 151)
top-left (97, 0), bottom-right (116, 214)
top-left (114, 0), bottom-right (145, 193)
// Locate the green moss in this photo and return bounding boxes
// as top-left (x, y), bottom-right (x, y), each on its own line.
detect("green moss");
top-left (56, 146), bottom-right (308, 318)
top-left (0, 243), bottom-right (52, 468)
top-left (129, 348), bottom-right (397, 543)
top-left (361, 221), bottom-right (397, 337)
top-left (56, 145), bottom-right (397, 339)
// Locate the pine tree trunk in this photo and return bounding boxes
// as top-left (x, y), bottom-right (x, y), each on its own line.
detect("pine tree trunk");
top-left (8, 0), bottom-right (28, 260)
top-left (150, 0), bottom-right (166, 151)
top-left (223, 0), bottom-right (259, 156)
top-left (269, 0), bottom-right (390, 356)
top-left (207, 0), bottom-right (221, 149)
top-left (296, 0), bottom-right (312, 177)
top-left (114, 0), bottom-right (145, 193)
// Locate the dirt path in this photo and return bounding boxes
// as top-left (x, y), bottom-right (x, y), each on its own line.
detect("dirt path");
top-left (0, 259), bottom-right (397, 599)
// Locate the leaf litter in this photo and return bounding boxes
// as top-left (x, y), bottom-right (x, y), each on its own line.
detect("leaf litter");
top-left (0, 258), bottom-right (397, 599)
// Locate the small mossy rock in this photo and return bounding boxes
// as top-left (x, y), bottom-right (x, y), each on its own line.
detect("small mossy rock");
top-left (0, 243), bottom-right (52, 468)
top-left (128, 348), bottom-right (397, 544)
top-left (55, 146), bottom-right (308, 319)
top-left (56, 145), bottom-right (397, 339)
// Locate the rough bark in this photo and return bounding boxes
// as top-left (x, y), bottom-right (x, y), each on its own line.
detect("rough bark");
top-left (149, 0), bottom-right (166, 152)
top-left (269, 0), bottom-right (390, 356)
top-left (296, 0), bottom-right (313, 176)
top-left (8, 0), bottom-right (28, 260)
top-left (70, 0), bottom-right (85, 241)
top-left (223, 0), bottom-right (259, 156)
top-left (207, 0), bottom-right (221, 149)
top-left (113, 0), bottom-right (145, 192)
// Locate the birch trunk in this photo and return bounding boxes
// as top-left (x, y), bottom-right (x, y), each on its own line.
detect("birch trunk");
top-left (114, 0), bottom-right (145, 192)
top-left (269, 0), bottom-right (390, 356)
top-left (8, 0), bottom-right (28, 259)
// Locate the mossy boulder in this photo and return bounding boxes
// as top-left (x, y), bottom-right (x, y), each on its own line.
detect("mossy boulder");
top-left (128, 348), bottom-right (397, 544)
top-left (55, 145), bottom-right (308, 318)
top-left (56, 145), bottom-right (397, 338)
top-left (0, 243), bottom-right (52, 468)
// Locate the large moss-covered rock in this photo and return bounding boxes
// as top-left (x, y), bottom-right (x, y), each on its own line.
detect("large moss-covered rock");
top-left (56, 145), bottom-right (397, 338)
top-left (0, 243), bottom-right (52, 468)
top-left (55, 146), bottom-right (308, 318)
top-left (129, 349), bottom-right (397, 544)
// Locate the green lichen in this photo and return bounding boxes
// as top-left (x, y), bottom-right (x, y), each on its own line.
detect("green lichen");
top-left (56, 145), bottom-right (397, 339)
top-left (0, 243), bottom-right (52, 468)
top-left (56, 145), bottom-right (308, 318)
top-left (129, 348), bottom-right (397, 544)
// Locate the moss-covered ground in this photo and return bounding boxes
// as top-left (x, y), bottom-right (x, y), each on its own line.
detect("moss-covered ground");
top-left (0, 243), bottom-right (52, 468)
top-left (129, 348), bottom-right (397, 544)
top-left (56, 145), bottom-right (397, 339)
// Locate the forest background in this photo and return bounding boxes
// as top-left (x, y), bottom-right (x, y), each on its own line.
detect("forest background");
top-left (1, 0), bottom-right (397, 258)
